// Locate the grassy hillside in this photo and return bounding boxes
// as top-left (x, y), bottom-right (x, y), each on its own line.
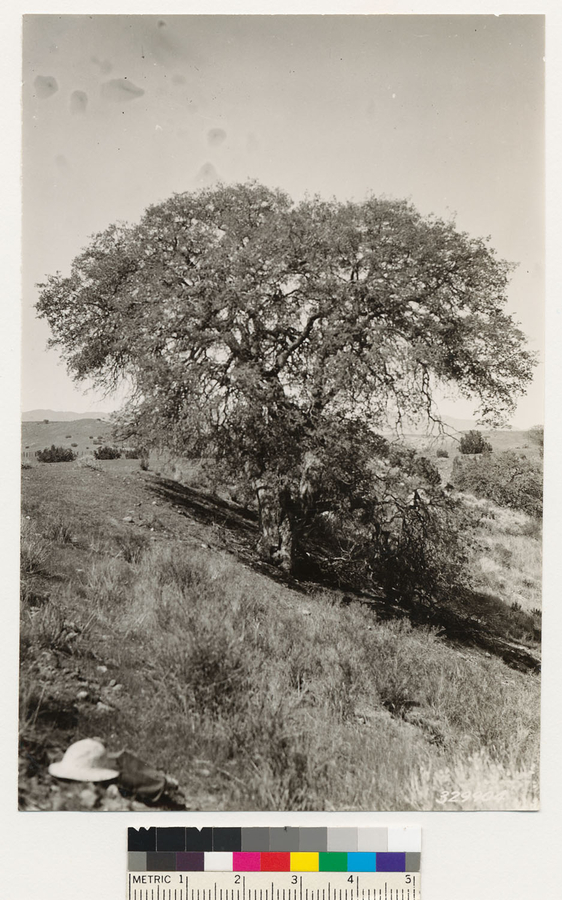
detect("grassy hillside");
top-left (22, 419), bottom-right (115, 458)
top-left (20, 452), bottom-right (540, 811)
top-left (398, 429), bottom-right (541, 484)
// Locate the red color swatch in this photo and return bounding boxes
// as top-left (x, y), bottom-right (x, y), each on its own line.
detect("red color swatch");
top-left (260, 853), bottom-right (291, 871)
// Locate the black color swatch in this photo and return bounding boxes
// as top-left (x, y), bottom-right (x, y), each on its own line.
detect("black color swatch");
top-left (186, 828), bottom-right (213, 851)
top-left (213, 828), bottom-right (242, 851)
top-left (157, 828), bottom-right (186, 851)
top-left (128, 828), bottom-right (157, 852)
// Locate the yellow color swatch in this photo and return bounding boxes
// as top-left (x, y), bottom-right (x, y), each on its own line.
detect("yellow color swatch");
top-left (290, 853), bottom-right (319, 872)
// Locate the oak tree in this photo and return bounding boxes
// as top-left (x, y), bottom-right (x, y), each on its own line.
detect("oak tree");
top-left (37, 182), bottom-right (534, 575)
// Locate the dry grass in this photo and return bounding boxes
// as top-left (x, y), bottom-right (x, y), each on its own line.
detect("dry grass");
top-left (459, 493), bottom-right (542, 614)
top-left (20, 518), bottom-right (51, 575)
top-left (18, 462), bottom-right (541, 811)
top-left (75, 454), bottom-right (103, 471)
top-left (87, 543), bottom-right (540, 810)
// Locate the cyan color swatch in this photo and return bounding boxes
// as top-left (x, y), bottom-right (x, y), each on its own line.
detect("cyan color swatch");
top-left (347, 853), bottom-right (377, 872)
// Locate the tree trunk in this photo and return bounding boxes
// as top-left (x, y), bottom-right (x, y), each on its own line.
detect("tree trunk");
top-left (255, 479), bottom-right (296, 574)
top-left (299, 452), bottom-right (322, 518)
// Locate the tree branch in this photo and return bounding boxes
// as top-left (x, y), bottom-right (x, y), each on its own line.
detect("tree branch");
top-left (267, 311), bottom-right (323, 376)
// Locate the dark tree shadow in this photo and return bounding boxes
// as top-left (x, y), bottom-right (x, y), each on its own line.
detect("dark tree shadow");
top-left (147, 477), bottom-right (310, 594)
top-left (149, 476), bottom-right (258, 535)
top-left (147, 476), bottom-right (540, 673)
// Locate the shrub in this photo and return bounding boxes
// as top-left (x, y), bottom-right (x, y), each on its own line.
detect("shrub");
top-left (452, 451), bottom-right (543, 518)
top-left (71, 443), bottom-right (78, 448)
top-left (124, 447), bottom-right (146, 459)
top-left (436, 448), bottom-right (449, 458)
top-left (94, 445), bottom-right (121, 460)
top-left (140, 456), bottom-right (149, 471)
top-left (527, 425), bottom-right (544, 457)
top-left (459, 430), bottom-right (492, 455)
top-left (292, 421), bottom-right (470, 606)
top-left (35, 445), bottom-right (76, 463)
top-left (411, 454), bottom-right (441, 486)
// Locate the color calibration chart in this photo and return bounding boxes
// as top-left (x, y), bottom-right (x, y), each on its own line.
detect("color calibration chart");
top-left (127, 827), bottom-right (421, 900)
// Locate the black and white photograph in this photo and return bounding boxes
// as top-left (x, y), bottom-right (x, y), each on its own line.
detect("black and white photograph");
top-left (19, 13), bottom-right (544, 813)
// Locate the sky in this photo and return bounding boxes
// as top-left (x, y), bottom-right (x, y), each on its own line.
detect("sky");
top-left (21, 14), bottom-right (545, 426)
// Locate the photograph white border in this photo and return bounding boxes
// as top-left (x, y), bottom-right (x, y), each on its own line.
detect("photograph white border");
top-left (2, 2), bottom-right (561, 897)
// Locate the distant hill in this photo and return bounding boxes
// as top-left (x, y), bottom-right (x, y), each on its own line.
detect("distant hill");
top-left (22, 409), bottom-right (112, 422)
top-left (441, 415), bottom-right (481, 432)
top-left (21, 417), bottom-right (116, 455)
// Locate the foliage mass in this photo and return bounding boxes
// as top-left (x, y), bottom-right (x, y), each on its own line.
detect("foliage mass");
top-left (37, 183), bottom-right (534, 586)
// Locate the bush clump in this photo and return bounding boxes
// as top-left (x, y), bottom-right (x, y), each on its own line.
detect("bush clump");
top-left (436, 448), bottom-right (449, 459)
top-left (452, 451), bottom-right (543, 518)
top-left (94, 445), bottom-right (121, 460)
top-left (527, 425), bottom-right (544, 457)
top-left (459, 430), bottom-right (492, 455)
top-left (282, 420), bottom-right (470, 607)
top-left (35, 445), bottom-right (76, 463)
top-left (124, 447), bottom-right (146, 459)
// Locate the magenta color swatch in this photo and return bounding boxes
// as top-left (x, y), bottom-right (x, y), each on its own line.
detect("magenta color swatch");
top-left (233, 853), bottom-right (261, 871)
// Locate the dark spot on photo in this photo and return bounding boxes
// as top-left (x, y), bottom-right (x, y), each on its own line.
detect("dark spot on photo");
top-left (207, 128), bottom-right (227, 147)
top-left (195, 162), bottom-right (219, 185)
top-left (34, 76), bottom-right (58, 99)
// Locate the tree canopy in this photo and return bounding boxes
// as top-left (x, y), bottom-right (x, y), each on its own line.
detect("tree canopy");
top-left (37, 181), bottom-right (535, 577)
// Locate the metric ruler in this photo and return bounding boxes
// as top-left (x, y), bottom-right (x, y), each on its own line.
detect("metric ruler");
top-left (126, 872), bottom-right (420, 900)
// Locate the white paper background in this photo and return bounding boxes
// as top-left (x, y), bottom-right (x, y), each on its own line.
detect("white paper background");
top-left (2, 2), bottom-right (561, 897)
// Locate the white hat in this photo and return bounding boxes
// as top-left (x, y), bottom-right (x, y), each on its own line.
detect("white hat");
top-left (48, 739), bottom-right (120, 782)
